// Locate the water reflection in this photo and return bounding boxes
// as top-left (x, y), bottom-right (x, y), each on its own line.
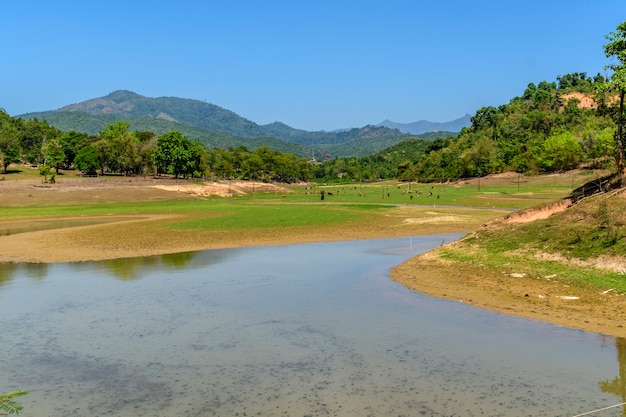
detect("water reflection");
top-left (92, 248), bottom-right (238, 280)
top-left (0, 247), bottom-right (238, 284)
top-left (599, 337), bottom-right (626, 416)
top-left (0, 262), bottom-right (48, 288)
top-left (1, 235), bottom-right (625, 416)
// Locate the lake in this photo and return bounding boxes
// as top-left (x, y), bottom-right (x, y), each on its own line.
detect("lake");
top-left (1, 234), bottom-right (625, 416)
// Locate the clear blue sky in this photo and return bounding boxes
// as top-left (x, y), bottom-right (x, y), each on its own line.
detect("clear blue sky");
top-left (2, 1), bottom-right (625, 131)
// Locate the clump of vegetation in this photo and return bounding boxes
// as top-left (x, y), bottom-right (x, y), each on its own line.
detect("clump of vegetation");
top-left (441, 188), bottom-right (626, 292)
top-left (0, 390), bottom-right (28, 415)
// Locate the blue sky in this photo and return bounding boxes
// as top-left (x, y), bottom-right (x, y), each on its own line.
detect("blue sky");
top-left (2, 1), bottom-right (625, 131)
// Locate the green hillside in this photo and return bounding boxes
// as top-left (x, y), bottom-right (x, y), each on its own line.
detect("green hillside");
top-left (22, 110), bottom-right (311, 157)
top-left (20, 90), bottom-right (415, 157)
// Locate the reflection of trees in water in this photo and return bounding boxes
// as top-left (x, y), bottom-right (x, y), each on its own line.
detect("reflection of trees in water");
top-left (101, 251), bottom-right (207, 280)
top-left (0, 248), bottom-right (237, 284)
top-left (0, 262), bottom-right (49, 289)
top-left (101, 249), bottom-right (236, 280)
top-left (598, 337), bottom-right (626, 416)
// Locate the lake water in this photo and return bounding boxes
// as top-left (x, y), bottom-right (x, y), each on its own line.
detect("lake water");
top-left (1, 234), bottom-right (625, 416)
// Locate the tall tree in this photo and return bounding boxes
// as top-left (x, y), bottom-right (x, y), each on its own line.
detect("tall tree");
top-left (74, 145), bottom-right (100, 176)
top-left (154, 131), bottom-right (204, 179)
top-left (604, 20), bottom-right (626, 184)
top-left (42, 137), bottom-right (66, 174)
top-left (59, 131), bottom-right (89, 168)
top-left (0, 119), bottom-right (21, 174)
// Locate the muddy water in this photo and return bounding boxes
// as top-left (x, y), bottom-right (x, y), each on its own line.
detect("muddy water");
top-left (1, 234), bottom-right (625, 416)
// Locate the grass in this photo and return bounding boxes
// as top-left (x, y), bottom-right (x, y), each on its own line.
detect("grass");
top-left (169, 203), bottom-right (386, 230)
top-left (229, 170), bottom-right (606, 209)
top-left (440, 189), bottom-right (626, 292)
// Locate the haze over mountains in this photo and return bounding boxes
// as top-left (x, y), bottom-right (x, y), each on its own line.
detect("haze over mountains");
top-left (377, 116), bottom-right (471, 135)
top-left (19, 90), bottom-right (470, 158)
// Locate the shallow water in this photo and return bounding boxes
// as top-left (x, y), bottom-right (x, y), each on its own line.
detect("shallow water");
top-left (1, 234), bottom-right (625, 416)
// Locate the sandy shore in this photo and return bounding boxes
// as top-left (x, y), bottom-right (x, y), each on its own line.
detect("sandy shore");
top-left (390, 248), bottom-right (626, 339)
top-left (2, 176), bottom-right (624, 339)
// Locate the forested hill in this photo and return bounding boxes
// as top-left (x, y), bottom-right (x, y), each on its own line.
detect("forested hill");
top-left (313, 72), bottom-right (619, 183)
top-left (20, 90), bottom-right (436, 157)
top-left (386, 73), bottom-right (617, 181)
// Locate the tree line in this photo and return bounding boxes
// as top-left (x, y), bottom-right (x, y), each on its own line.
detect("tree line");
top-left (0, 116), bottom-right (313, 183)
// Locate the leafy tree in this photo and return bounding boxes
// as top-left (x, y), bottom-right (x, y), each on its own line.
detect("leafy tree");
top-left (603, 20), bottom-right (626, 183)
top-left (100, 122), bottom-right (140, 175)
top-left (539, 132), bottom-right (583, 171)
top-left (19, 118), bottom-right (61, 164)
top-left (59, 131), bottom-right (89, 168)
top-left (154, 131), bottom-right (204, 179)
top-left (100, 121), bottom-right (132, 141)
top-left (42, 137), bottom-right (66, 174)
top-left (0, 119), bottom-right (21, 173)
top-left (135, 131), bottom-right (158, 176)
top-left (92, 138), bottom-right (113, 175)
top-left (38, 163), bottom-right (52, 183)
top-left (0, 390), bottom-right (28, 415)
top-left (74, 145), bottom-right (100, 175)
top-left (461, 136), bottom-right (499, 176)
top-left (471, 106), bottom-right (499, 131)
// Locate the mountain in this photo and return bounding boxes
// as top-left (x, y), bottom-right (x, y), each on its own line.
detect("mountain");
top-left (377, 114), bottom-right (472, 134)
top-left (18, 90), bottom-right (456, 157)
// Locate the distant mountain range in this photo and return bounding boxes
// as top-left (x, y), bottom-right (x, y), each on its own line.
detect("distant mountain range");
top-left (19, 90), bottom-right (468, 158)
top-left (377, 115), bottom-right (471, 135)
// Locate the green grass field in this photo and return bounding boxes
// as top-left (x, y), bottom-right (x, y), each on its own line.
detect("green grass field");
top-left (228, 170), bottom-right (605, 209)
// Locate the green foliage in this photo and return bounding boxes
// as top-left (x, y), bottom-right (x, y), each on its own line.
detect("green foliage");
top-left (38, 163), bottom-right (51, 182)
top-left (0, 113), bottom-right (22, 173)
top-left (154, 131), bottom-right (205, 179)
top-left (0, 390), bottom-right (28, 415)
top-left (19, 118), bottom-right (62, 164)
top-left (42, 137), bottom-right (66, 173)
top-left (206, 145), bottom-right (311, 182)
top-left (603, 20), bottom-right (626, 182)
top-left (398, 73), bottom-right (618, 180)
top-left (74, 145), bottom-right (100, 175)
top-left (539, 132), bottom-right (583, 171)
top-left (59, 131), bottom-right (90, 167)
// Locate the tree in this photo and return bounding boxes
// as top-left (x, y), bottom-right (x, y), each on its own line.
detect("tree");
top-left (460, 136), bottom-right (498, 176)
top-left (20, 118), bottom-right (61, 165)
top-left (134, 131), bottom-right (158, 176)
top-left (42, 137), bottom-right (66, 174)
top-left (604, 20), bottom-right (626, 184)
top-left (0, 390), bottom-right (27, 415)
top-left (101, 122), bottom-right (140, 175)
top-left (59, 131), bottom-right (89, 168)
top-left (539, 132), bottom-right (583, 172)
top-left (74, 145), bottom-right (100, 176)
top-left (92, 139), bottom-right (113, 175)
top-left (0, 119), bottom-right (21, 174)
top-left (154, 131), bottom-right (205, 179)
